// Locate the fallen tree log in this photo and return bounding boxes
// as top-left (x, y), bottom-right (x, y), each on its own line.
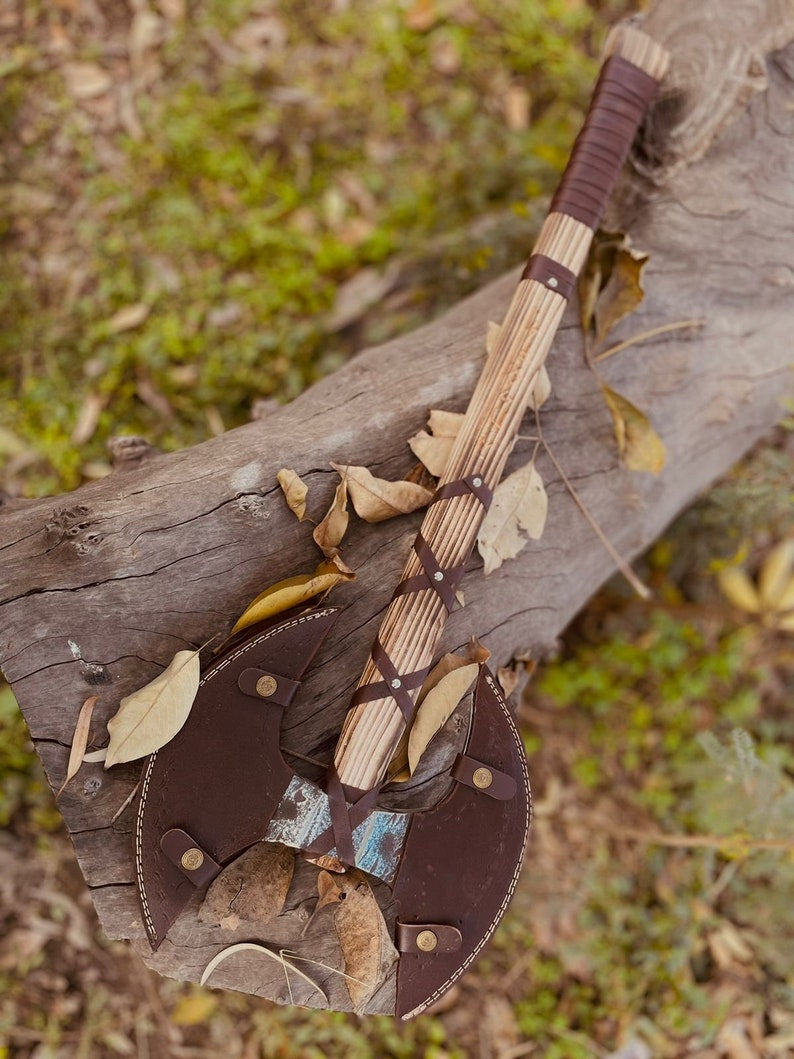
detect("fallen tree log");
top-left (1, 0), bottom-right (793, 1011)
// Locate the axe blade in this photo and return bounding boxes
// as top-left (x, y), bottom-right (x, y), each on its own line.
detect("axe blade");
top-left (135, 610), bottom-right (531, 1019)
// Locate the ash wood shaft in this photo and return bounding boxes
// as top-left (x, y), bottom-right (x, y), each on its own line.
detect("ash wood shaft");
top-left (334, 27), bottom-right (670, 793)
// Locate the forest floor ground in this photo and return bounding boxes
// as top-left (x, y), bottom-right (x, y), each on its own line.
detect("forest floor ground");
top-left (1, 2), bottom-right (793, 1057)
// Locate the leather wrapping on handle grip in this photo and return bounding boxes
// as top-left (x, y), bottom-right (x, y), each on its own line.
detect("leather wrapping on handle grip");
top-left (549, 54), bottom-right (660, 230)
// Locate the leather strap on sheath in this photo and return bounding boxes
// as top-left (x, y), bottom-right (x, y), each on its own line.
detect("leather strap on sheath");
top-left (549, 53), bottom-right (660, 231)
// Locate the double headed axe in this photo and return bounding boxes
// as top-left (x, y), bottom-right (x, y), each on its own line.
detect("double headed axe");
top-left (135, 26), bottom-right (669, 1019)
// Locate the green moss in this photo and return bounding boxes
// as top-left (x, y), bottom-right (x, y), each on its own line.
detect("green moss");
top-left (1, 0), bottom-right (616, 496)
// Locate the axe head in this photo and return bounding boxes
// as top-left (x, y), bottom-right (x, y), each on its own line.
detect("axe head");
top-left (135, 607), bottom-right (531, 1017)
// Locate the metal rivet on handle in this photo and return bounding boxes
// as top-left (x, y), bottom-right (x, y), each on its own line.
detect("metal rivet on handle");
top-left (416, 930), bottom-right (438, 952)
top-left (391, 678), bottom-right (402, 690)
top-left (181, 848), bottom-right (205, 871)
top-left (472, 477), bottom-right (483, 488)
top-left (547, 276), bottom-right (559, 289)
top-left (256, 675), bottom-right (278, 698)
top-left (433, 571), bottom-right (444, 582)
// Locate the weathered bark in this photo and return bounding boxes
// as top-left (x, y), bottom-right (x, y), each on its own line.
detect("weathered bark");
top-left (1, 0), bottom-right (792, 1009)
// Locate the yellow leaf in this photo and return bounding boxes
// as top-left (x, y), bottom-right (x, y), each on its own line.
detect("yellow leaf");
top-left (408, 662), bottom-right (479, 774)
top-left (232, 562), bottom-right (353, 634)
top-left (331, 462), bottom-right (432, 523)
top-left (776, 577), bottom-right (794, 614)
top-left (758, 539), bottom-right (794, 611)
top-left (57, 695), bottom-right (98, 797)
top-left (777, 612), bottom-right (794, 633)
top-left (277, 468), bottom-right (308, 522)
top-left (477, 460), bottom-right (548, 575)
top-left (600, 384), bottom-right (666, 475)
top-left (105, 649), bottom-right (201, 767)
top-left (171, 992), bottom-right (218, 1026)
top-left (595, 245), bottom-right (648, 343)
top-left (717, 567), bottom-right (762, 614)
top-left (312, 479), bottom-right (349, 556)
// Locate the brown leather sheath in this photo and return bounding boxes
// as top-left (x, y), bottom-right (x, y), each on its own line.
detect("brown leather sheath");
top-left (134, 607), bottom-right (339, 949)
top-left (392, 667), bottom-right (531, 1019)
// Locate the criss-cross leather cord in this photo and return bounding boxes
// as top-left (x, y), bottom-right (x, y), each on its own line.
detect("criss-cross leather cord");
top-left (316, 473), bottom-right (493, 864)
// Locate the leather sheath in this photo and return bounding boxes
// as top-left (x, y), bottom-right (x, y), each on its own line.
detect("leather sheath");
top-left (134, 607), bottom-right (339, 949)
top-left (392, 667), bottom-right (531, 1019)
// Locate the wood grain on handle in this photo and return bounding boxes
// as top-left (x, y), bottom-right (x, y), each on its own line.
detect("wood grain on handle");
top-left (334, 27), bottom-right (670, 794)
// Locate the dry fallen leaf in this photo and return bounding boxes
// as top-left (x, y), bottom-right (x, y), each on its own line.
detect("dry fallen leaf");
top-left (231, 560), bottom-right (355, 634)
top-left (58, 696), bottom-right (98, 797)
top-left (107, 303), bottom-right (150, 334)
top-left (331, 462), bottom-right (432, 523)
top-left (200, 943), bottom-right (326, 1003)
top-left (199, 843), bottom-right (294, 928)
top-left (758, 538), bottom-right (794, 610)
top-left (334, 871), bottom-right (398, 1015)
top-left (301, 870), bottom-right (344, 936)
top-left (388, 640), bottom-right (489, 779)
top-left (105, 649), bottom-right (201, 767)
top-left (477, 460), bottom-right (548, 575)
top-left (63, 61), bottom-right (112, 99)
top-left (171, 992), bottom-right (218, 1026)
top-left (595, 245), bottom-right (648, 344)
top-left (527, 365), bottom-right (552, 410)
top-left (717, 566), bottom-right (761, 614)
top-left (497, 666), bottom-right (521, 699)
top-left (408, 662), bottom-right (479, 775)
top-left (277, 468), bottom-right (308, 522)
top-left (408, 409), bottom-right (465, 477)
top-left (313, 479), bottom-right (349, 556)
top-left (600, 384), bottom-right (666, 475)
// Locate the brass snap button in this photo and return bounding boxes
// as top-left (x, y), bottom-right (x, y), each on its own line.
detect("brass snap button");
top-left (416, 930), bottom-right (438, 952)
top-left (472, 767), bottom-right (493, 790)
top-left (255, 675), bottom-right (278, 698)
top-left (181, 847), bottom-right (205, 871)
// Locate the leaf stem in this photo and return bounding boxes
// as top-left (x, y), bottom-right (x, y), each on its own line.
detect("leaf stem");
top-left (535, 409), bottom-right (651, 600)
top-left (593, 319), bottom-right (704, 363)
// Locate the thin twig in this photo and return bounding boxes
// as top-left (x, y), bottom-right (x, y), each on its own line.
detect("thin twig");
top-left (534, 409), bottom-right (651, 599)
top-left (603, 824), bottom-right (794, 852)
top-left (593, 318), bottom-right (704, 363)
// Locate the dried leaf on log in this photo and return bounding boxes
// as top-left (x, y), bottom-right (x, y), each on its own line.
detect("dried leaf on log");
top-left (105, 649), bottom-right (200, 768)
top-left (595, 245), bottom-right (648, 343)
top-left (231, 560), bottom-right (355, 634)
top-left (600, 384), bottom-right (666, 475)
top-left (331, 462), bottom-right (432, 523)
top-left (334, 871), bottom-right (398, 1015)
top-left (312, 479), bottom-right (349, 556)
top-left (301, 870), bottom-right (344, 936)
top-left (407, 662), bottom-right (478, 774)
top-left (199, 843), bottom-right (294, 928)
top-left (408, 408), bottom-right (464, 477)
top-left (171, 993), bottom-right (218, 1026)
top-left (57, 695), bottom-right (98, 797)
top-left (277, 468), bottom-right (308, 521)
top-left (200, 943), bottom-right (326, 1004)
top-left (477, 460), bottom-right (548, 575)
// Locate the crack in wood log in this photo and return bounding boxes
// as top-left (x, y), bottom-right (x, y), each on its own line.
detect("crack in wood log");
top-left (1, 0), bottom-right (793, 1014)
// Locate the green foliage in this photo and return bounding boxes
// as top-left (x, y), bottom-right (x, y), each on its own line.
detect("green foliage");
top-left (1, 0), bottom-right (610, 495)
top-left (0, 683), bottom-right (60, 832)
top-left (537, 610), bottom-right (760, 818)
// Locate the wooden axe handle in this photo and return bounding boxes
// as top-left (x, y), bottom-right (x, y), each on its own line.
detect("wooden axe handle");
top-left (334, 26), bottom-right (670, 793)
